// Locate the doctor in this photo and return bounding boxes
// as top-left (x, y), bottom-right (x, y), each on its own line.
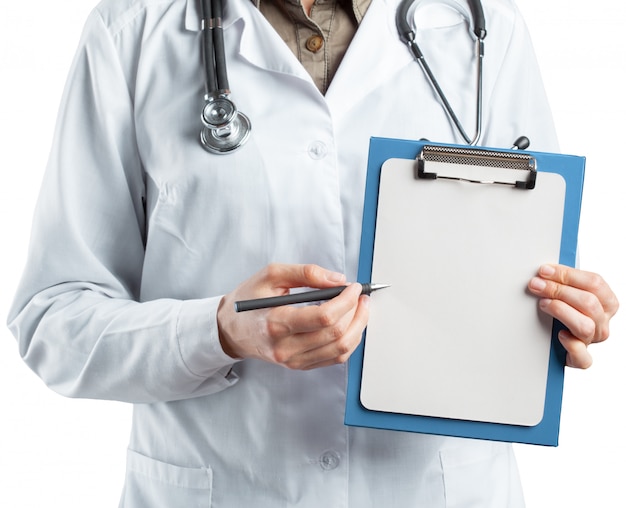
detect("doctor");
top-left (8, 0), bottom-right (618, 506)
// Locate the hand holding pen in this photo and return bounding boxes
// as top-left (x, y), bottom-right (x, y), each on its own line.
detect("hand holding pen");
top-left (235, 282), bottom-right (389, 312)
top-left (216, 264), bottom-right (380, 371)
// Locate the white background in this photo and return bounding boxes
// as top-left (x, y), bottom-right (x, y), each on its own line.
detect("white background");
top-left (0, 1), bottom-right (624, 506)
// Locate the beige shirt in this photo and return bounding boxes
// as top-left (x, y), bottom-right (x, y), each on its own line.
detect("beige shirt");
top-left (255, 0), bottom-right (372, 93)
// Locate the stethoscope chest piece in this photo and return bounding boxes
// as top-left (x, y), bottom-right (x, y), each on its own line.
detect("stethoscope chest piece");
top-left (202, 93), bottom-right (238, 129)
top-left (201, 105), bottom-right (251, 154)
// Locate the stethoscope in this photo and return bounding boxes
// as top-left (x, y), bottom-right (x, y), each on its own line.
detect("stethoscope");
top-left (198, 0), bottom-right (528, 154)
top-left (397, 0), bottom-right (486, 146)
top-left (199, 0), bottom-right (251, 154)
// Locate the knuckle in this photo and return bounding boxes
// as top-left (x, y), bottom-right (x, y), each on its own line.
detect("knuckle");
top-left (272, 348), bottom-right (291, 366)
top-left (283, 360), bottom-right (300, 370)
top-left (602, 292), bottom-right (619, 317)
top-left (335, 352), bottom-right (351, 365)
top-left (581, 292), bottom-right (602, 315)
top-left (608, 294), bottom-right (620, 316)
top-left (265, 318), bottom-right (289, 339)
top-left (596, 322), bottom-right (611, 343)
top-left (334, 337), bottom-right (352, 357)
top-left (284, 356), bottom-right (311, 371)
top-left (264, 263), bottom-right (281, 280)
top-left (578, 317), bottom-right (596, 342)
top-left (550, 282), bottom-right (564, 300)
top-left (557, 265), bottom-right (571, 285)
top-left (317, 309), bottom-right (336, 329)
top-left (302, 264), bottom-right (320, 282)
top-left (330, 324), bottom-right (346, 342)
top-left (586, 272), bottom-right (605, 294)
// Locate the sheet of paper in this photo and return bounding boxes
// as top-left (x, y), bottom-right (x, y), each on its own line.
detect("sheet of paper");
top-left (360, 158), bottom-right (566, 426)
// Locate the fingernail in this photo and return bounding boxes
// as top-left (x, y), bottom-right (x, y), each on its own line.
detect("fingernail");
top-left (539, 264), bottom-right (556, 277)
top-left (539, 298), bottom-right (552, 310)
top-left (529, 277), bottom-right (547, 291)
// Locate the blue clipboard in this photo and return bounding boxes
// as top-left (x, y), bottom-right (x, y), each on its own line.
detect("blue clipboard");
top-left (345, 137), bottom-right (585, 446)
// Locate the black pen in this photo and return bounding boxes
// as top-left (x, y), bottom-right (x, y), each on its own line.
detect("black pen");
top-left (234, 283), bottom-right (390, 312)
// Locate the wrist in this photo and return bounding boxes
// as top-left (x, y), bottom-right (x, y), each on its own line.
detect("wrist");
top-left (217, 295), bottom-right (242, 359)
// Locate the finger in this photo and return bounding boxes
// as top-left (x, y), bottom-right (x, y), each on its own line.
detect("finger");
top-left (558, 329), bottom-right (593, 369)
top-left (529, 269), bottom-right (611, 343)
top-left (282, 295), bottom-right (370, 370)
top-left (227, 264), bottom-right (347, 310)
top-left (278, 293), bottom-right (369, 369)
top-left (529, 275), bottom-right (604, 318)
top-left (534, 264), bottom-right (619, 316)
top-left (261, 284), bottom-right (363, 364)
top-left (260, 263), bottom-right (346, 293)
top-left (537, 297), bottom-right (597, 344)
top-left (529, 275), bottom-right (603, 340)
top-left (269, 283), bottom-right (363, 337)
top-left (218, 266), bottom-right (351, 363)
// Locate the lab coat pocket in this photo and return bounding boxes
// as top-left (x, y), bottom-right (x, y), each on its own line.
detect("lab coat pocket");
top-left (121, 449), bottom-right (213, 508)
top-left (440, 442), bottom-right (523, 508)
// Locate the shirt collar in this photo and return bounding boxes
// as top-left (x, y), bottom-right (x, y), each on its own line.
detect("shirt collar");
top-left (255, 0), bottom-right (372, 23)
top-left (186, 0), bottom-right (372, 29)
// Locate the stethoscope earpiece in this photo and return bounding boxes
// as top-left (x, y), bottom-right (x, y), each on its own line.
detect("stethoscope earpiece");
top-left (511, 136), bottom-right (530, 150)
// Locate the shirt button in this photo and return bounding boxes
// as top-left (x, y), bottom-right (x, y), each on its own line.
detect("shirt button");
top-left (308, 141), bottom-right (328, 160)
top-left (305, 35), bottom-right (324, 53)
top-left (319, 450), bottom-right (341, 471)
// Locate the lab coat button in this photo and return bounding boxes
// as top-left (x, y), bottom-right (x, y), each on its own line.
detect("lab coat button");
top-left (305, 35), bottom-right (324, 53)
top-left (319, 450), bottom-right (340, 471)
top-left (308, 141), bottom-right (328, 160)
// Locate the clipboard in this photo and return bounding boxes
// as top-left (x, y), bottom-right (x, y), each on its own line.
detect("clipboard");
top-left (345, 137), bottom-right (585, 446)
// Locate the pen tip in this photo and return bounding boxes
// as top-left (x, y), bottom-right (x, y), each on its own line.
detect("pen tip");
top-left (369, 283), bottom-right (391, 291)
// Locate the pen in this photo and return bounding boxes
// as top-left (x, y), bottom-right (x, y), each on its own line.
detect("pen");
top-left (234, 283), bottom-right (390, 312)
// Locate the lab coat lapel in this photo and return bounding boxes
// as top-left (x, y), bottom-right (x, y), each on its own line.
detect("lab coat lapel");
top-left (185, 0), bottom-right (314, 86)
top-left (185, 0), bottom-right (201, 30)
top-left (237, 16), bottom-right (314, 85)
top-left (325, 0), bottom-right (413, 122)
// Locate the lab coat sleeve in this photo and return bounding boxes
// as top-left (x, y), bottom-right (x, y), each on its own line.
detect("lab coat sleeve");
top-left (7, 9), bottom-right (238, 403)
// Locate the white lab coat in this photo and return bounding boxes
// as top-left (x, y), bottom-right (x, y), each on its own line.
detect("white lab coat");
top-left (8, 0), bottom-right (559, 506)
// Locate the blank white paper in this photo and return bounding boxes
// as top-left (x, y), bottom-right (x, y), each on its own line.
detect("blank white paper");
top-left (360, 158), bottom-right (566, 426)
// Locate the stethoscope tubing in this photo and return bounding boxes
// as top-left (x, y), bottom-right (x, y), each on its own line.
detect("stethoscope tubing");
top-left (199, 0), bottom-right (251, 153)
top-left (199, 0), bottom-right (487, 152)
top-left (211, 0), bottom-right (230, 92)
top-left (396, 0), bottom-right (486, 145)
top-left (200, 0), bottom-right (215, 93)
top-left (201, 0), bottom-right (230, 93)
